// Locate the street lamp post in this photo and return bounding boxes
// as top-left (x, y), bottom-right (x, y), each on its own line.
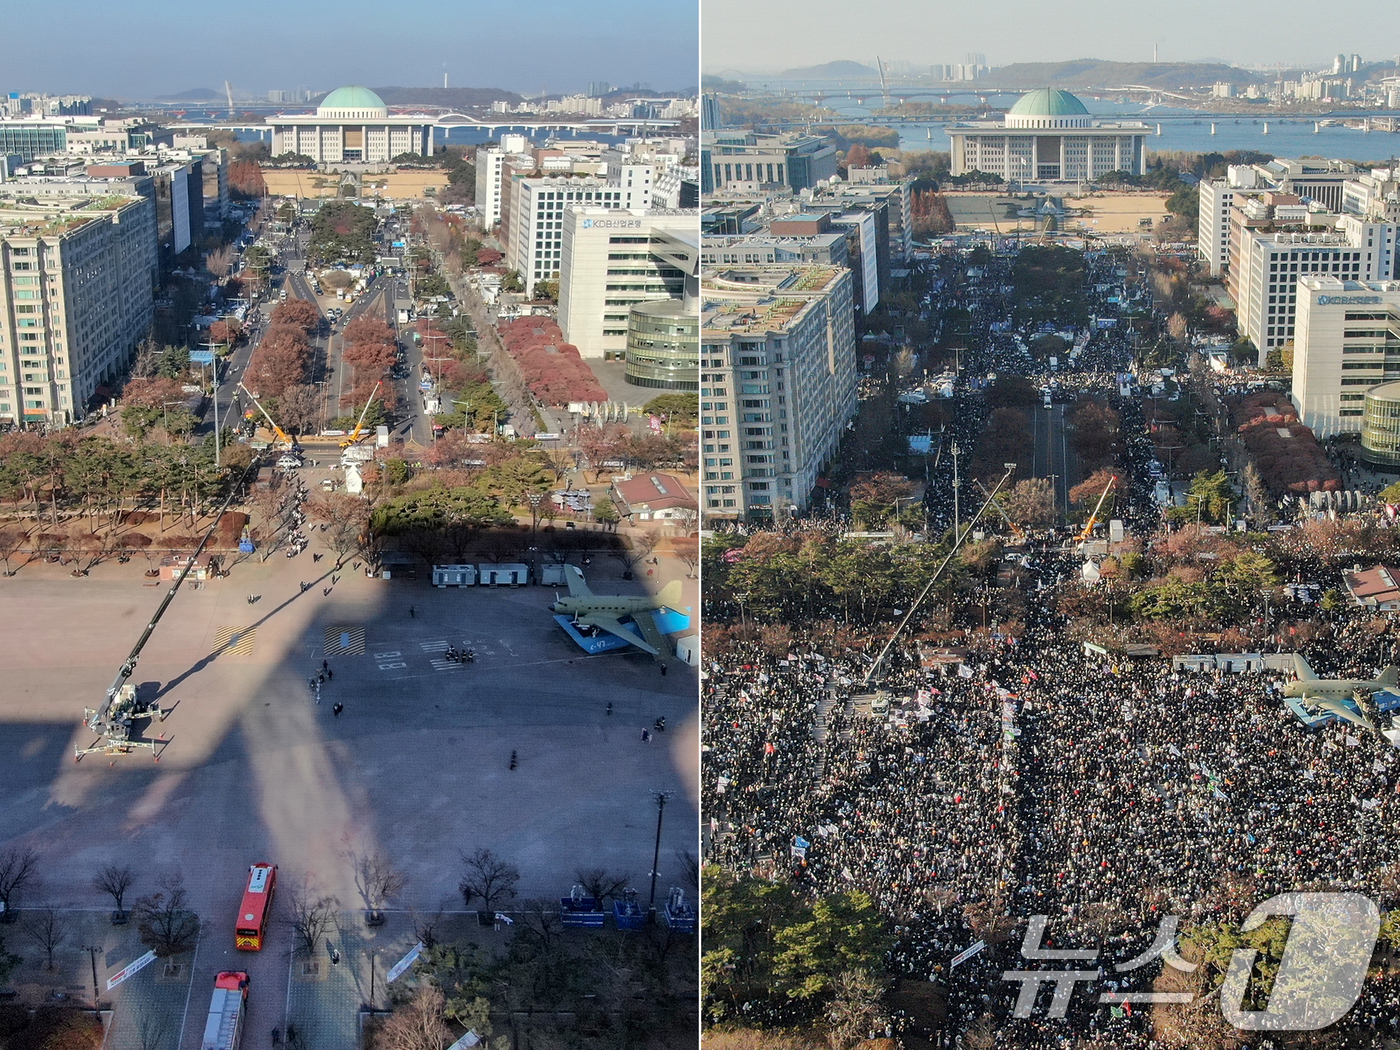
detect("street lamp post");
top-left (82, 945), bottom-right (103, 1007)
top-left (648, 790), bottom-right (672, 917)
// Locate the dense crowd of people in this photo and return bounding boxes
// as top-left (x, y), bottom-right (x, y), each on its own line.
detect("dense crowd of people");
top-left (704, 544), bottom-right (1400, 1043)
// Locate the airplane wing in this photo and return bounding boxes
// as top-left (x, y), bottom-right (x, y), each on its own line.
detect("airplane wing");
top-left (565, 564), bottom-right (593, 599)
top-left (1378, 666), bottom-right (1400, 688)
top-left (581, 615), bottom-right (659, 656)
top-left (1293, 653), bottom-right (1317, 680)
top-left (1307, 696), bottom-right (1376, 730)
top-left (630, 608), bottom-right (673, 658)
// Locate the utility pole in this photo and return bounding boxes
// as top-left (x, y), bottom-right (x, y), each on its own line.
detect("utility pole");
top-left (648, 790), bottom-right (672, 916)
top-left (82, 945), bottom-right (102, 1006)
top-left (951, 442), bottom-right (962, 541)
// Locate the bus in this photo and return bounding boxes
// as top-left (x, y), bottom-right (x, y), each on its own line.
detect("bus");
top-left (234, 863), bottom-right (277, 951)
top-left (200, 972), bottom-right (248, 1050)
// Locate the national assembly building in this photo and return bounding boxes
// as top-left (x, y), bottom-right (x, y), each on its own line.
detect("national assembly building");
top-left (268, 86), bottom-right (434, 168)
top-left (946, 88), bottom-right (1150, 183)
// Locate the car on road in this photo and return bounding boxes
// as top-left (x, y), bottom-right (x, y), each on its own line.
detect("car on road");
top-left (276, 454), bottom-right (302, 470)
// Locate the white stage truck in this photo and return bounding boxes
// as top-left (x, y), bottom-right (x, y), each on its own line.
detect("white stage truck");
top-left (201, 971), bottom-right (249, 1050)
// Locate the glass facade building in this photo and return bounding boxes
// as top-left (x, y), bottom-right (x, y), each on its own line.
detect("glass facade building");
top-left (624, 299), bottom-right (698, 390)
top-left (1362, 380), bottom-right (1400, 469)
top-left (0, 124), bottom-right (66, 161)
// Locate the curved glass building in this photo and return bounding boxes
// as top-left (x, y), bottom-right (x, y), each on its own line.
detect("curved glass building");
top-left (1362, 380), bottom-right (1400, 469)
top-left (624, 300), bottom-right (697, 390)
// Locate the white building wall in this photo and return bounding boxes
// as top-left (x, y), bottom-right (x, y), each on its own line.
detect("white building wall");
top-left (1292, 277), bottom-right (1400, 436)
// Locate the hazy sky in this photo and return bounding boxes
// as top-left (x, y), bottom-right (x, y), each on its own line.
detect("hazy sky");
top-left (10, 0), bottom-right (698, 99)
top-left (703, 0), bottom-right (1400, 74)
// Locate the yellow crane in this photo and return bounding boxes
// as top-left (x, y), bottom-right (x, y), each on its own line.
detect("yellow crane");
top-left (236, 382), bottom-right (295, 450)
top-left (1076, 474), bottom-right (1118, 546)
top-left (340, 380), bottom-right (383, 448)
top-left (975, 479), bottom-right (1028, 544)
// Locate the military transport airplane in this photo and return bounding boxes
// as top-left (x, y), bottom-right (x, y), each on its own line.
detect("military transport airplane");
top-left (1283, 653), bottom-right (1400, 730)
top-left (550, 565), bottom-right (683, 656)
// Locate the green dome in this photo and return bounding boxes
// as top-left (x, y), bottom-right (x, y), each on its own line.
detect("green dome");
top-left (317, 86), bottom-right (387, 112)
top-left (1008, 89), bottom-right (1088, 117)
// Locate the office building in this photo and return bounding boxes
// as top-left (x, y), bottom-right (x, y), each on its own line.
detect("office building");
top-left (503, 176), bottom-right (622, 286)
top-left (700, 265), bottom-right (856, 520)
top-left (1229, 210), bottom-right (1400, 362)
top-left (268, 86), bottom-right (433, 167)
top-left (702, 132), bottom-right (839, 195)
top-left (0, 190), bottom-right (157, 424)
top-left (701, 94), bottom-right (721, 131)
top-left (625, 299), bottom-right (699, 390)
top-left (556, 207), bottom-right (696, 360)
top-left (701, 229), bottom-right (850, 268)
top-left (946, 88), bottom-right (1149, 183)
top-left (1291, 277), bottom-right (1400, 438)
top-left (652, 165), bottom-right (699, 210)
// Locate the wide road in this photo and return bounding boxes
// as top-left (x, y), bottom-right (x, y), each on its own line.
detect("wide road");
top-left (1029, 401), bottom-right (1079, 517)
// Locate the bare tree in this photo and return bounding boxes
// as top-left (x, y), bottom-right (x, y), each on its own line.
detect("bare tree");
top-left (135, 1006), bottom-right (173, 1050)
top-left (349, 850), bottom-right (408, 925)
top-left (93, 864), bottom-right (136, 921)
top-left (132, 874), bottom-right (201, 957)
top-left (378, 984), bottom-right (453, 1050)
top-left (0, 527), bottom-right (26, 576)
top-left (0, 847), bottom-right (39, 919)
top-left (824, 968), bottom-right (888, 1050)
top-left (673, 850), bottom-right (699, 892)
top-left (409, 899), bottom-right (451, 950)
top-left (671, 537), bottom-right (699, 579)
top-left (671, 505), bottom-right (699, 537)
top-left (618, 528), bottom-right (659, 575)
top-left (285, 880), bottom-right (339, 957)
top-left (457, 848), bottom-right (519, 923)
top-left (24, 906), bottom-right (67, 971)
top-left (574, 868), bottom-right (630, 909)
top-left (516, 899), bottom-right (563, 952)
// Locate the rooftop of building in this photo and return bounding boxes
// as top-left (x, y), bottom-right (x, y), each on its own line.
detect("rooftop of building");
top-left (1298, 276), bottom-right (1400, 292)
top-left (0, 191), bottom-right (142, 237)
top-left (317, 85), bottom-right (386, 114)
top-left (1365, 381), bottom-right (1400, 402)
top-left (701, 265), bottom-right (846, 334)
top-left (1008, 88), bottom-right (1089, 117)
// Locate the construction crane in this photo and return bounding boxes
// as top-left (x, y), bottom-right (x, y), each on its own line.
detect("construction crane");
top-left (339, 380), bottom-right (383, 448)
top-left (862, 465), bottom-right (1016, 687)
top-left (1076, 474), bottom-right (1118, 547)
top-left (974, 479), bottom-right (1027, 544)
top-left (78, 458), bottom-right (262, 760)
top-left (236, 382), bottom-right (295, 450)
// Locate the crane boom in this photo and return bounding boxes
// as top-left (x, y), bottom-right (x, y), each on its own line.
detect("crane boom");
top-left (236, 382), bottom-right (294, 449)
top-left (1076, 475), bottom-right (1118, 545)
top-left (340, 380), bottom-right (383, 448)
top-left (80, 456), bottom-right (263, 759)
top-left (974, 479), bottom-right (1027, 543)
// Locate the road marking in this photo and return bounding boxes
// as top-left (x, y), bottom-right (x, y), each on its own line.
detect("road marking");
top-left (429, 659), bottom-right (463, 672)
top-left (214, 625), bottom-right (257, 656)
top-left (378, 661), bottom-right (408, 670)
top-left (325, 624), bottom-right (366, 656)
top-left (373, 650), bottom-right (402, 660)
top-left (420, 640), bottom-right (449, 652)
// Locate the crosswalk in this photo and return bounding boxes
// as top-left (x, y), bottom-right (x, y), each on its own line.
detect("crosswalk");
top-left (213, 625), bottom-right (257, 656)
top-left (324, 625), bottom-right (366, 656)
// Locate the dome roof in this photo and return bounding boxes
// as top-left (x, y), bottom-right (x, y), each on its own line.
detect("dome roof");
top-left (317, 86), bottom-right (387, 115)
top-left (1008, 89), bottom-right (1089, 117)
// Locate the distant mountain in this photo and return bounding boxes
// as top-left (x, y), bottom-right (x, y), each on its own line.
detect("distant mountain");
top-left (988, 60), bottom-right (1260, 90)
top-left (156, 87), bottom-right (222, 101)
top-left (366, 86), bottom-right (523, 109)
top-left (776, 60), bottom-right (879, 80)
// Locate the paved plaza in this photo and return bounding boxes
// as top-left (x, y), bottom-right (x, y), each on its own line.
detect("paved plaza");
top-left (0, 529), bottom-right (697, 1050)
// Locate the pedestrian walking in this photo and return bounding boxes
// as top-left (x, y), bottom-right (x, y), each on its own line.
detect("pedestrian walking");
top-left (409, 605), bottom-right (415, 618)
top-left (641, 729), bottom-right (651, 742)
top-left (332, 703), bottom-right (343, 717)
top-left (606, 701), bottom-right (613, 716)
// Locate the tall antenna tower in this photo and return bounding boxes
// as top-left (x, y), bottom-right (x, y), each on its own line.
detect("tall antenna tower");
top-left (877, 56), bottom-right (890, 109)
top-left (224, 80), bottom-right (234, 117)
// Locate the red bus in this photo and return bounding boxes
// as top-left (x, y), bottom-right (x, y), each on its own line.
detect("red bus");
top-left (234, 863), bottom-right (276, 951)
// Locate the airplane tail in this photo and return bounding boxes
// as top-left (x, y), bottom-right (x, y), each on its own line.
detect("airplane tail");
top-left (656, 580), bottom-right (683, 609)
top-left (1379, 666), bottom-right (1400, 688)
top-left (1293, 653), bottom-right (1317, 680)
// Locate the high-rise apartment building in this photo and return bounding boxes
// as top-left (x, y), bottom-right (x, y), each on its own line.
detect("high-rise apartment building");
top-left (700, 265), bottom-right (856, 520)
top-left (472, 134), bottom-right (530, 228)
top-left (0, 190), bottom-right (157, 425)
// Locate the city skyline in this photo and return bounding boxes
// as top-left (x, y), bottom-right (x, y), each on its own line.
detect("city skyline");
top-left (702, 0), bottom-right (1400, 76)
top-left (8, 0), bottom-right (698, 100)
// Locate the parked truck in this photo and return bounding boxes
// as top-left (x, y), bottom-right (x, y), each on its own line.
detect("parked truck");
top-left (200, 972), bottom-right (248, 1050)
